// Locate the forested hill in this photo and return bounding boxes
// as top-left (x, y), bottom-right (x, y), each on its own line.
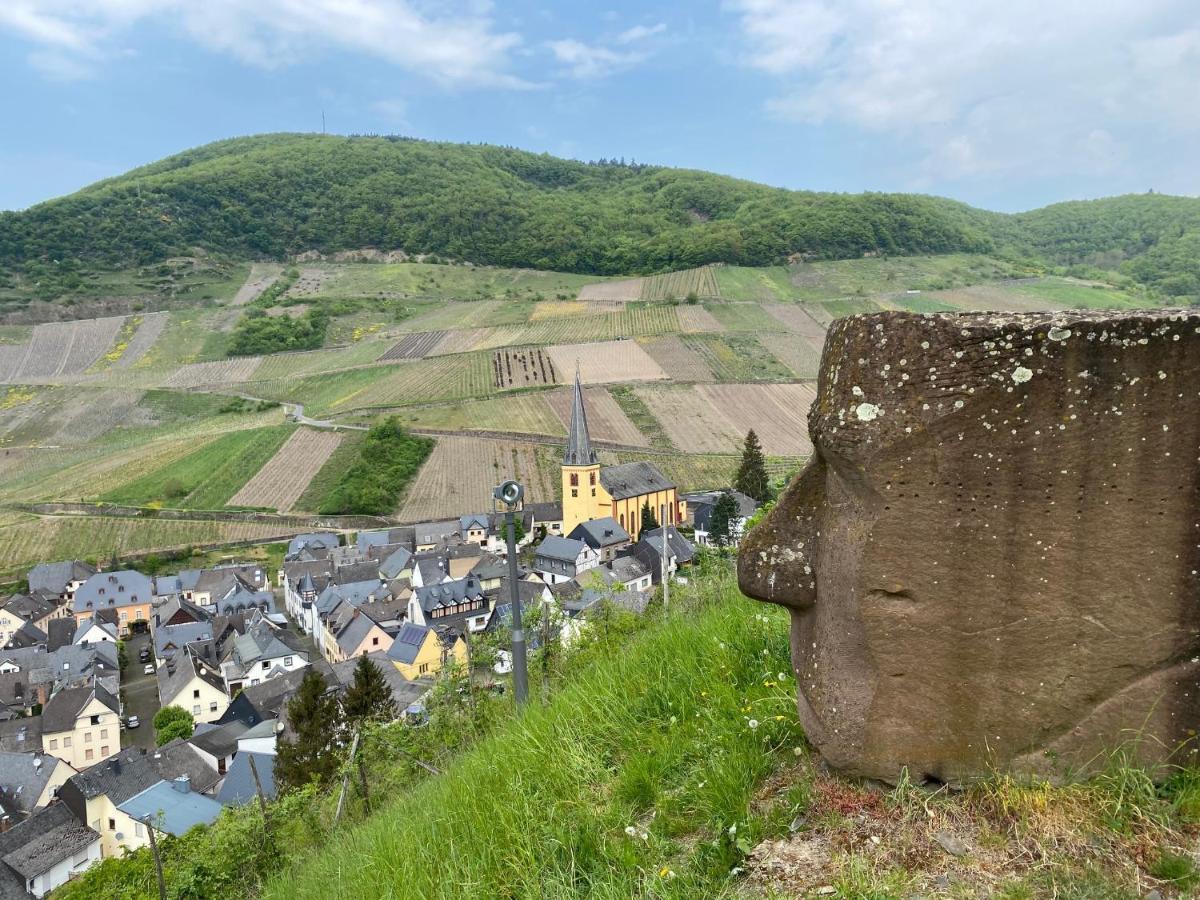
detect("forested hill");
top-left (0, 133), bottom-right (1197, 297)
top-left (0, 134), bottom-right (999, 274)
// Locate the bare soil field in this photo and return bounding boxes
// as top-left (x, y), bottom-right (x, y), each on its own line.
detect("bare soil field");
top-left (762, 303), bottom-right (828, 340)
top-left (396, 436), bottom-right (557, 521)
top-left (638, 336), bottom-right (715, 382)
top-left (674, 305), bottom-right (725, 333)
top-left (0, 316), bottom-right (127, 382)
top-left (493, 348), bottom-right (560, 389)
top-left (381, 331), bottom-right (448, 362)
top-left (116, 312), bottom-right (169, 368)
top-left (285, 267), bottom-right (333, 298)
top-left (545, 386), bottom-right (648, 446)
top-left (578, 279), bottom-right (644, 302)
top-left (546, 340), bottom-right (668, 385)
top-left (695, 383), bottom-right (816, 456)
top-left (228, 427), bottom-right (342, 511)
top-left (429, 328), bottom-right (488, 356)
top-left (756, 332), bottom-right (824, 379)
top-left (160, 357), bottom-right (263, 389)
top-left (635, 383), bottom-right (816, 456)
top-left (231, 263), bottom-right (284, 305)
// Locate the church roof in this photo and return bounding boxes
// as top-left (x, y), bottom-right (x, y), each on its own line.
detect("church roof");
top-left (563, 368), bottom-right (597, 466)
top-left (599, 461), bottom-right (675, 500)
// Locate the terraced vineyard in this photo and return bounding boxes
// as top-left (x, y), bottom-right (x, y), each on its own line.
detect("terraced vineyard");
top-left (0, 253), bottom-right (1158, 552)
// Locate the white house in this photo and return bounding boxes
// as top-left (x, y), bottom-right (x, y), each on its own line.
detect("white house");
top-left (533, 537), bottom-right (600, 586)
top-left (0, 802), bottom-right (101, 897)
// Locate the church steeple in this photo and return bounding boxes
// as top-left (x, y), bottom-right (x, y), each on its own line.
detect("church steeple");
top-left (563, 366), bottom-right (597, 466)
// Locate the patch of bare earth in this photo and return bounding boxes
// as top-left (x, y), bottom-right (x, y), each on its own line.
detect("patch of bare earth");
top-left (231, 263), bottom-right (284, 306)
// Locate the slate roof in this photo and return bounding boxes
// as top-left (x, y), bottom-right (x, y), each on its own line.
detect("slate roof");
top-left (332, 562), bottom-right (382, 586)
top-left (414, 521), bottom-right (459, 546)
top-left (386, 624), bottom-right (432, 665)
top-left (355, 529), bottom-right (394, 554)
top-left (72, 570), bottom-right (155, 614)
top-left (599, 460), bottom-right (675, 500)
top-left (42, 684), bottom-right (119, 734)
top-left (563, 369), bottom-right (597, 466)
top-left (459, 514), bottom-right (489, 533)
top-left (567, 517), bottom-right (630, 550)
top-left (283, 559), bottom-right (332, 593)
top-left (72, 619), bottom-right (117, 645)
top-left (525, 501), bottom-right (563, 524)
top-left (210, 584), bottom-right (273, 617)
top-left (414, 556), bottom-right (449, 586)
top-left (26, 561), bottom-right (96, 596)
top-left (0, 594), bottom-right (56, 626)
top-left (603, 555), bottom-right (651, 585)
top-left (118, 779), bottom-right (224, 836)
top-left (0, 720), bottom-right (40, 755)
top-left (692, 490), bottom-right (759, 530)
top-left (188, 720), bottom-right (249, 759)
top-left (157, 650), bottom-right (224, 708)
top-left (3, 623), bottom-right (46, 651)
top-left (216, 752), bottom-right (276, 807)
top-left (287, 533), bottom-right (340, 558)
top-left (378, 547), bottom-right (414, 580)
top-left (216, 666), bottom-right (315, 728)
top-left (414, 576), bottom-right (485, 615)
top-left (65, 747), bottom-right (160, 803)
top-left (0, 752), bottom-right (64, 816)
top-left (147, 739), bottom-right (220, 795)
top-left (0, 643), bottom-right (117, 689)
top-left (535, 536), bottom-right (588, 564)
top-left (0, 802), bottom-right (98, 881)
top-left (223, 621), bottom-right (306, 677)
top-left (44, 620), bottom-right (74, 653)
top-left (153, 596), bottom-right (210, 629)
top-left (154, 621), bottom-right (214, 662)
top-left (331, 652), bottom-right (432, 712)
top-left (637, 526), bottom-right (696, 564)
top-left (329, 606), bottom-right (382, 656)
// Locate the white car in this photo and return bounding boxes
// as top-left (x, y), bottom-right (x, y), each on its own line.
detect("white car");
top-left (143, 663), bottom-right (154, 675)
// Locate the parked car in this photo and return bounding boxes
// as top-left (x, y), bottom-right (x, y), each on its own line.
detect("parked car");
top-left (143, 663), bottom-right (154, 675)
top-left (138, 648), bottom-right (151, 662)
top-left (126, 715), bottom-right (140, 729)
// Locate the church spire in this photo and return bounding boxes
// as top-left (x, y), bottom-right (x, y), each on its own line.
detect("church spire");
top-left (564, 364), bottom-right (597, 466)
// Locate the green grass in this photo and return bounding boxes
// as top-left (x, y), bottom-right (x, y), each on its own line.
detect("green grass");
top-left (887, 294), bottom-right (962, 313)
top-left (101, 424), bottom-right (295, 508)
top-left (681, 334), bottom-right (796, 382)
top-left (702, 301), bottom-right (781, 331)
top-left (609, 386), bottom-right (674, 450)
top-left (1000, 279), bottom-right (1144, 309)
top-left (714, 265), bottom-right (796, 301)
top-left (290, 429), bottom-right (366, 513)
top-left (318, 263), bottom-right (606, 302)
top-left (786, 253), bottom-right (1025, 301)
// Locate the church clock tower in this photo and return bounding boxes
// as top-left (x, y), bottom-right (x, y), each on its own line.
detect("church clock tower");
top-left (561, 368), bottom-right (602, 536)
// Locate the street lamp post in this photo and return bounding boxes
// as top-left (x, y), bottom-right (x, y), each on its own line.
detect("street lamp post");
top-left (494, 480), bottom-right (528, 706)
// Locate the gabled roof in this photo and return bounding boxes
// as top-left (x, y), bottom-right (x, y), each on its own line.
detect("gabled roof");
top-left (0, 802), bottom-right (98, 880)
top-left (4, 622), bottom-right (46, 650)
top-left (332, 562), bottom-right (382, 586)
top-left (599, 461), bottom-right (675, 500)
top-left (72, 570), bottom-right (155, 614)
top-left (26, 560), bottom-right (96, 596)
top-left (414, 521), bottom-right (459, 546)
top-left (459, 514), bottom-right (489, 532)
top-left (637, 526), bottom-right (696, 565)
top-left (603, 555), bottom-right (651, 585)
top-left (386, 623), bottom-right (432, 665)
top-left (692, 489), bottom-right (760, 529)
top-left (148, 739), bottom-right (220, 795)
top-left (567, 517), bottom-right (630, 549)
top-left (287, 533), bottom-right (340, 558)
top-left (378, 547), bottom-right (414, 580)
top-left (525, 501), bottom-right (563, 524)
top-left (535, 536), bottom-right (589, 564)
top-left (158, 650), bottom-right (224, 707)
top-left (153, 595), bottom-right (210, 629)
top-left (42, 683), bottom-right (119, 734)
top-left (563, 368), bottom-right (597, 466)
top-left (0, 593), bottom-right (56, 624)
top-left (65, 747), bottom-right (160, 803)
top-left (414, 576), bottom-right (484, 613)
top-left (0, 751), bottom-right (66, 816)
top-left (224, 621), bottom-right (306, 672)
top-left (216, 752), bottom-right (277, 807)
top-left (118, 779), bottom-right (224, 836)
top-left (331, 652), bottom-right (431, 710)
top-left (154, 621), bottom-right (214, 662)
top-left (73, 619), bottom-right (117, 644)
top-left (188, 720), bottom-right (249, 759)
top-left (45, 619), bottom-right (75, 653)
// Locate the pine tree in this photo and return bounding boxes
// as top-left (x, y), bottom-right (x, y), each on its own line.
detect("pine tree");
top-left (342, 655), bottom-right (397, 725)
top-left (708, 491), bottom-right (740, 549)
top-left (276, 669), bottom-right (344, 792)
top-left (735, 429), bottom-right (770, 501)
top-left (640, 499), bottom-right (659, 533)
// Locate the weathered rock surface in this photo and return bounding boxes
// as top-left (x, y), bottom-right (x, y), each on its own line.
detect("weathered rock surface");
top-left (738, 309), bottom-right (1200, 785)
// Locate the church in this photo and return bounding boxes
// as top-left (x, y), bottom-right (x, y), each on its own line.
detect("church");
top-left (561, 371), bottom-right (685, 540)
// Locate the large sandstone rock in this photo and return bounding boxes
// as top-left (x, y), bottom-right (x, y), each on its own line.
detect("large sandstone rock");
top-left (738, 309), bottom-right (1200, 786)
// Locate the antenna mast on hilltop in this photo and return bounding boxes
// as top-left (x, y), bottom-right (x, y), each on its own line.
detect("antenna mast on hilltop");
top-left (321, 110), bottom-right (326, 134)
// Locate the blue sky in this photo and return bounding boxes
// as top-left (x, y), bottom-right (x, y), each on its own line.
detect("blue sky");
top-left (1, 1), bottom-right (1198, 213)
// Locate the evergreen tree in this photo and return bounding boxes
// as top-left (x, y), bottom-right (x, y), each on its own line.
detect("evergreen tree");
top-left (735, 430), bottom-right (770, 501)
top-left (640, 500), bottom-right (659, 533)
top-left (708, 491), bottom-right (740, 549)
top-left (342, 655), bottom-right (397, 725)
top-left (276, 669), bottom-right (344, 792)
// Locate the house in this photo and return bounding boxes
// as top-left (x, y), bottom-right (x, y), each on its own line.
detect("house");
top-left (355, 527), bottom-right (416, 557)
top-left (27, 560), bottom-right (96, 604)
top-left (146, 739), bottom-right (220, 796)
top-left (626, 526), bottom-right (696, 584)
top-left (0, 751), bottom-right (75, 819)
top-left (526, 501), bottom-right (564, 537)
top-left (152, 596), bottom-right (208, 630)
top-left (0, 802), bottom-right (100, 897)
top-left (567, 517), bottom-right (631, 562)
top-left (71, 618), bottom-right (118, 648)
top-left (0, 595), bottom-right (59, 649)
top-left (459, 515), bottom-right (490, 546)
top-left (331, 652), bottom-right (432, 718)
top-left (217, 663), bottom-right (332, 731)
top-left (218, 621), bottom-right (309, 694)
top-left (157, 652), bottom-right (229, 725)
top-left (0, 720), bottom-right (41, 755)
top-left (386, 623), bottom-right (465, 680)
top-left (71, 571), bottom-right (155, 636)
top-left (40, 685), bottom-right (121, 771)
top-left (235, 719), bottom-right (279, 756)
top-left (3, 623), bottom-right (47, 651)
top-left (116, 777), bottom-right (224, 843)
top-left (409, 576), bottom-right (490, 633)
top-left (285, 533), bottom-right (340, 561)
top-left (216, 751), bottom-right (277, 807)
top-left (533, 536), bottom-right (599, 586)
top-left (689, 489), bottom-right (760, 547)
top-left (593, 555), bottom-right (653, 593)
top-left (414, 521), bottom-right (460, 553)
top-left (152, 621), bottom-right (213, 667)
top-left (560, 371), bottom-right (685, 538)
top-left (58, 747), bottom-right (162, 857)
top-left (186, 721), bottom-right (249, 776)
top-left (376, 546), bottom-right (414, 581)
top-left (281, 560), bottom-right (332, 630)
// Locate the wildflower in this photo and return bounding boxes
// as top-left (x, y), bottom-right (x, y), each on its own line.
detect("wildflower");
top-left (774, 715), bottom-right (785, 721)
top-left (728, 824), bottom-right (737, 836)
top-left (777, 672), bottom-right (787, 681)
top-left (700, 691), bottom-right (708, 698)
top-left (669, 716), bottom-right (677, 725)
top-left (764, 680), bottom-right (777, 688)
top-left (748, 719), bottom-right (760, 730)
top-left (793, 747), bottom-right (804, 757)
top-left (719, 642), bottom-right (726, 650)
top-left (624, 826), bottom-right (638, 837)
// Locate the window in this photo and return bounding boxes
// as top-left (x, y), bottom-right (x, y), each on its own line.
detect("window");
top-left (85, 732), bottom-right (93, 743)
top-left (569, 473), bottom-right (579, 487)
top-left (193, 689), bottom-right (201, 698)
top-left (589, 472), bottom-right (596, 485)
top-left (48, 739), bottom-right (57, 750)
top-left (101, 745), bottom-right (108, 756)
top-left (85, 748), bottom-right (94, 761)
top-left (119, 611), bottom-right (127, 622)
top-left (193, 705), bottom-right (201, 715)
top-left (570, 489), bottom-right (577, 498)
top-left (284, 656), bottom-right (293, 666)
top-left (262, 660), bottom-right (271, 670)
top-left (591, 488), bottom-right (596, 496)
top-left (418, 663), bottom-right (429, 674)
top-left (134, 822), bottom-right (144, 839)
top-left (107, 818), bottom-right (115, 832)
top-left (210, 701), bottom-right (218, 713)
top-left (62, 737), bottom-right (71, 748)
top-left (372, 636), bottom-right (379, 646)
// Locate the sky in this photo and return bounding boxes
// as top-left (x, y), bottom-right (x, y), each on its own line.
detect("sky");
top-left (1, 0), bottom-right (1198, 213)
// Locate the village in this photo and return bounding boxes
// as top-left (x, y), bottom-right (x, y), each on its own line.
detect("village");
top-left (0, 372), bottom-right (763, 898)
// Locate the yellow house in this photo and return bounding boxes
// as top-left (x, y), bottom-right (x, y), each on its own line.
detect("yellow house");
top-left (387, 623), bottom-right (466, 679)
top-left (71, 571), bottom-right (155, 636)
top-left (561, 371), bottom-right (685, 540)
top-left (0, 592), bottom-right (59, 646)
top-left (41, 685), bottom-right (121, 771)
top-left (158, 653), bottom-right (230, 725)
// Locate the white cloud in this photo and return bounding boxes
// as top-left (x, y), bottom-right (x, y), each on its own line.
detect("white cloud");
top-left (0, 0), bottom-right (527, 88)
top-left (548, 22), bottom-right (666, 79)
top-left (724, 0), bottom-right (1200, 184)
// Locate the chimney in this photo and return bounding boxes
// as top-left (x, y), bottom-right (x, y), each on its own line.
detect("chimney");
top-left (172, 775), bottom-right (190, 794)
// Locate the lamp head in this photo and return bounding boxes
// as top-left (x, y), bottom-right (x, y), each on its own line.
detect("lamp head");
top-left (493, 480), bottom-right (524, 507)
